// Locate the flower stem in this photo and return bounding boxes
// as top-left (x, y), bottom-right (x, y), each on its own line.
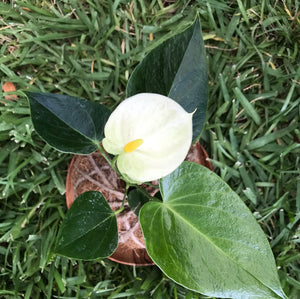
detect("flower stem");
top-left (97, 143), bottom-right (112, 166)
top-left (97, 143), bottom-right (129, 182)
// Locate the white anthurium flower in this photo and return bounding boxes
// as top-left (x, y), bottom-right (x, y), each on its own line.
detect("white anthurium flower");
top-left (102, 93), bottom-right (193, 184)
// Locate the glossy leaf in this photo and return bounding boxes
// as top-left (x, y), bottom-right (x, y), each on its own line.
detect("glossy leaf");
top-left (27, 92), bottom-right (110, 154)
top-left (55, 191), bottom-right (118, 260)
top-left (140, 162), bottom-right (286, 298)
top-left (126, 16), bottom-right (208, 140)
top-left (128, 189), bottom-right (150, 216)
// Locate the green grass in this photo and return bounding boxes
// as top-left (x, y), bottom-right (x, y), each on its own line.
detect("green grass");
top-left (0, 0), bottom-right (299, 298)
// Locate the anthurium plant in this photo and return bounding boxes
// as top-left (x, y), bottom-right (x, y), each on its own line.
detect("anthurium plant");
top-left (26, 17), bottom-right (287, 299)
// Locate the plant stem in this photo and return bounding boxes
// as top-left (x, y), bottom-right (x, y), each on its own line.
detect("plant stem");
top-left (143, 182), bottom-right (159, 189)
top-left (114, 183), bottom-right (130, 215)
top-left (134, 184), bottom-right (161, 202)
top-left (96, 143), bottom-right (128, 182)
top-left (97, 143), bottom-right (112, 165)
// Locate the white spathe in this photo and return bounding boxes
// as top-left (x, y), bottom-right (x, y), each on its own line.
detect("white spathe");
top-left (102, 93), bottom-right (193, 184)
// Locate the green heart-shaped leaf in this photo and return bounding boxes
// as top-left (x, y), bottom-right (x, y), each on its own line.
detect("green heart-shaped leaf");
top-left (126, 16), bottom-right (208, 141)
top-left (140, 162), bottom-right (286, 298)
top-left (27, 92), bottom-right (110, 154)
top-left (55, 191), bottom-right (118, 260)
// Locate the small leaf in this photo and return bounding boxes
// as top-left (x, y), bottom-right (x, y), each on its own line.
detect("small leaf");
top-left (27, 92), bottom-right (110, 154)
top-left (126, 16), bottom-right (208, 140)
top-left (55, 191), bottom-right (118, 260)
top-left (140, 162), bottom-right (286, 298)
top-left (128, 189), bottom-right (150, 216)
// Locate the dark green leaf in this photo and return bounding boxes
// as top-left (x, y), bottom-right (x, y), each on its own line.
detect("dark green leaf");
top-left (140, 162), bottom-right (286, 298)
top-left (55, 191), bottom-right (118, 260)
top-left (27, 92), bottom-right (110, 154)
top-left (128, 189), bottom-right (150, 216)
top-left (126, 16), bottom-right (208, 141)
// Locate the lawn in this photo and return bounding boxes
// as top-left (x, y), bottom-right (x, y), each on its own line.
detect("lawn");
top-left (0, 0), bottom-right (299, 298)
